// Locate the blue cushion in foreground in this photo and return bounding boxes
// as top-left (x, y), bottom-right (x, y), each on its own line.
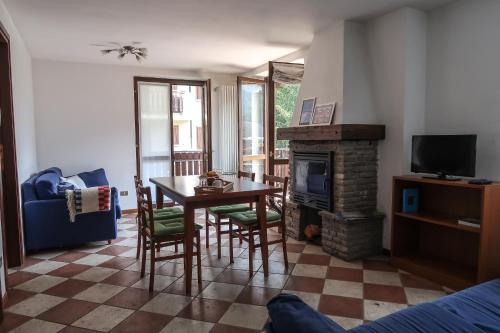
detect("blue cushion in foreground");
top-left (433, 279), bottom-right (500, 333)
top-left (351, 303), bottom-right (485, 333)
top-left (78, 168), bottom-right (109, 187)
top-left (266, 294), bottom-right (347, 333)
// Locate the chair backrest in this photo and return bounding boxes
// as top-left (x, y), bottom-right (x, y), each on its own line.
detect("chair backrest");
top-left (134, 176), bottom-right (144, 216)
top-left (262, 174), bottom-right (288, 218)
top-left (238, 171), bottom-right (256, 181)
top-left (136, 183), bottom-right (156, 235)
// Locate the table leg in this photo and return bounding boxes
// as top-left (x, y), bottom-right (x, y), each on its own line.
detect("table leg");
top-left (156, 185), bottom-right (164, 209)
top-left (184, 204), bottom-right (195, 295)
top-left (257, 194), bottom-right (269, 277)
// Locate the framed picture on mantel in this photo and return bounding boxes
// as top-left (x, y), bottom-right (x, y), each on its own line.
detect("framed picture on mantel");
top-left (299, 97), bottom-right (316, 125)
top-left (312, 103), bottom-right (336, 125)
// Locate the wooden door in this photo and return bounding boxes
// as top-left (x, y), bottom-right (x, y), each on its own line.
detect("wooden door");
top-left (0, 137), bottom-right (4, 322)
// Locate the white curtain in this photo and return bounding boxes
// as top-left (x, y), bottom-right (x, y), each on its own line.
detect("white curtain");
top-left (217, 85), bottom-right (238, 173)
top-left (138, 82), bottom-right (171, 200)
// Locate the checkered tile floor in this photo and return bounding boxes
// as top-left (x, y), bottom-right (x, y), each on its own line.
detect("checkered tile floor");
top-left (2, 212), bottom-right (451, 332)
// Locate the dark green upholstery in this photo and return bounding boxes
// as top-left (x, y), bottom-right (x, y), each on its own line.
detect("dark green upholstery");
top-left (227, 210), bottom-right (281, 226)
top-left (148, 218), bottom-right (202, 237)
top-left (208, 204), bottom-right (251, 214)
top-left (153, 207), bottom-right (184, 219)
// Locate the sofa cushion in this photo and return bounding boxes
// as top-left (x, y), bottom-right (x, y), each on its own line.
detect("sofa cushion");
top-left (35, 172), bottom-right (62, 199)
top-left (77, 168), bottom-right (109, 187)
top-left (60, 175), bottom-right (87, 189)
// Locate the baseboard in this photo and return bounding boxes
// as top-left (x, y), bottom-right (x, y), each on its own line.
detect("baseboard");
top-left (121, 208), bottom-right (137, 214)
top-left (2, 291), bottom-right (7, 308)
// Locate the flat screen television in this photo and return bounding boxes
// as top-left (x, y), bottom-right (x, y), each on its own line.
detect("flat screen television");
top-left (411, 135), bottom-right (477, 180)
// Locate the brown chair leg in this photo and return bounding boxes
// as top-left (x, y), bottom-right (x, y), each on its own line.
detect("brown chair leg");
top-left (216, 215), bottom-right (222, 259)
top-left (107, 240), bottom-right (112, 245)
top-left (136, 220), bottom-right (142, 259)
top-left (175, 242), bottom-right (178, 252)
top-left (205, 211), bottom-right (210, 249)
top-left (149, 240), bottom-right (156, 293)
top-left (248, 226), bottom-right (254, 276)
top-left (156, 242), bottom-right (161, 253)
top-left (238, 227), bottom-right (243, 244)
top-left (196, 231), bottom-right (202, 287)
top-left (281, 223), bottom-right (289, 270)
top-left (228, 220), bottom-right (234, 264)
top-left (140, 234), bottom-right (147, 278)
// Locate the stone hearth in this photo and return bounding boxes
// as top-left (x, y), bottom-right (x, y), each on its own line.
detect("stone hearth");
top-left (277, 124), bottom-right (385, 260)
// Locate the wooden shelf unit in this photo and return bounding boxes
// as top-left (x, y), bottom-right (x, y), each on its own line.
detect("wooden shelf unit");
top-left (391, 176), bottom-right (500, 290)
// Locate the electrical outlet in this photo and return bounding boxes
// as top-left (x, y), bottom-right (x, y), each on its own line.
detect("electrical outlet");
top-left (120, 191), bottom-right (128, 196)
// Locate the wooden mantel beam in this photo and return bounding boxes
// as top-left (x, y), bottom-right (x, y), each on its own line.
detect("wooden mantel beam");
top-left (277, 124), bottom-right (385, 141)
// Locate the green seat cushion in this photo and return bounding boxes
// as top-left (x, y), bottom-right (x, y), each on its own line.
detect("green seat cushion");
top-left (208, 204), bottom-right (251, 214)
top-left (227, 210), bottom-right (281, 226)
top-left (145, 215), bottom-right (184, 226)
top-left (153, 207), bottom-right (184, 219)
top-left (152, 220), bottom-right (203, 237)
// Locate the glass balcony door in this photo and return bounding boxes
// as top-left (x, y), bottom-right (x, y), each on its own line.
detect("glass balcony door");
top-left (135, 78), bottom-right (211, 202)
top-left (238, 77), bottom-right (266, 182)
top-left (171, 84), bottom-right (206, 176)
top-left (268, 62), bottom-right (304, 178)
top-left (137, 82), bottom-right (172, 200)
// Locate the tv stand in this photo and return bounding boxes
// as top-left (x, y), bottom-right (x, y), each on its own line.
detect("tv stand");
top-left (391, 176), bottom-right (500, 290)
top-left (422, 174), bottom-right (462, 181)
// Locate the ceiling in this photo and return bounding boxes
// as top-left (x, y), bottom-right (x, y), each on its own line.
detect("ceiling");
top-left (4, 0), bottom-right (453, 73)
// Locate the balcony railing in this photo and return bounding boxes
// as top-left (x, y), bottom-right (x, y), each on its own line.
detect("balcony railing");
top-left (174, 151), bottom-right (204, 176)
top-left (142, 151), bottom-right (204, 178)
top-left (275, 148), bottom-right (290, 159)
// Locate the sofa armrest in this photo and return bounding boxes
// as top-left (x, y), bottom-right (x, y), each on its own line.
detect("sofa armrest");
top-left (266, 294), bottom-right (347, 333)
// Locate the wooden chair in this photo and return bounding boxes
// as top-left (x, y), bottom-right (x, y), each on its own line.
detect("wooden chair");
top-left (137, 184), bottom-right (202, 292)
top-left (134, 176), bottom-right (183, 259)
top-left (205, 171), bottom-right (255, 258)
top-left (228, 174), bottom-right (289, 275)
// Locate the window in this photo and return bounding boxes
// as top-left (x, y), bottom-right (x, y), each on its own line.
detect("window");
top-left (196, 127), bottom-right (203, 150)
top-left (173, 125), bottom-right (179, 145)
top-left (172, 94), bottom-right (183, 113)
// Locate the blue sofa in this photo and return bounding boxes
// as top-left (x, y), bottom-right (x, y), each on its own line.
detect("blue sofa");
top-left (21, 167), bottom-right (121, 251)
top-left (266, 279), bottom-right (500, 333)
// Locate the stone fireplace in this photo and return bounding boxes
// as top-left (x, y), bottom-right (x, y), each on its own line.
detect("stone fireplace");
top-left (278, 124), bottom-right (386, 260)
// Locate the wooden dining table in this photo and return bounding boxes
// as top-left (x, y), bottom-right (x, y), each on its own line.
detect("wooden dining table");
top-left (149, 175), bottom-right (282, 295)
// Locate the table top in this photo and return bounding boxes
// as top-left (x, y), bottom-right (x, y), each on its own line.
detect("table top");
top-left (150, 176), bottom-right (281, 203)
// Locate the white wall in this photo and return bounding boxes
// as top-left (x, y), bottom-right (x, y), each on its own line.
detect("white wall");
top-left (366, 7), bottom-right (427, 248)
top-left (33, 59), bottom-right (205, 209)
top-left (426, 0), bottom-right (500, 180)
top-left (343, 22), bottom-right (377, 124)
top-left (292, 22), bottom-right (345, 125)
top-left (0, 0), bottom-right (38, 294)
top-left (292, 21), bottom-right (378, 125)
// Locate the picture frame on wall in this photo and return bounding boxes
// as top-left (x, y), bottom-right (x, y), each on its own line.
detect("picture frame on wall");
top-left (311, 103), bottom-right (336, 125)
top-left (299, 97), bottom-right (316, 125)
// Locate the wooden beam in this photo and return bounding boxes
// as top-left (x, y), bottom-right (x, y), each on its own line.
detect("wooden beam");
top-left (276, 124), bottom-right (385, 141)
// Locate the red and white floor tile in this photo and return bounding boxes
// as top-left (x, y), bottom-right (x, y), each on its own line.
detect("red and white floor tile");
top-left (1, 213), bottom-right (449, 332)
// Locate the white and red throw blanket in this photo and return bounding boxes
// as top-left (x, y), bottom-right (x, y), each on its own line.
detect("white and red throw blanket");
top-left (66, 186), bottom-right (111, 222)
